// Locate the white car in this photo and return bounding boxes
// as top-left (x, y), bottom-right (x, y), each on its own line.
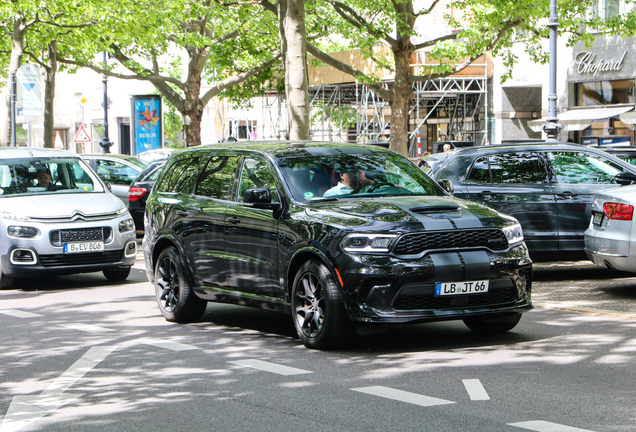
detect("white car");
top-left (584, 173), bottom-right (636, 272)
top-left (0, 147), bottom-right (137, 289)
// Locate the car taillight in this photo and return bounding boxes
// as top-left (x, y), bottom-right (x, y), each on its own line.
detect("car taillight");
top-left (128, 187), bottom-right (148, 202)
top-left (603, 202), bottom-right (634, 220)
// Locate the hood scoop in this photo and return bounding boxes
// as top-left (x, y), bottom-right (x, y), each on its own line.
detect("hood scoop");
top-left (410, 205), bottom-right (461, 214)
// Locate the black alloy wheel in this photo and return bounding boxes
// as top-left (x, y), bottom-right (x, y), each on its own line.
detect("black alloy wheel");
top-left (154, 247), bottom-right (207, 322)
top-left (291, 259), bottom-right (354, 350)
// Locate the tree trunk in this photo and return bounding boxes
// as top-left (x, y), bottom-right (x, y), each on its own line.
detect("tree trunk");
top-left (283, 0), bottom-right (310, 140)
top-left (43, 41), bottom-right (58, 148)
top-left (182, 51), bottom-right (204, 147)
top-left (389, 49), bottom-right (413, 157)
top-left (0, 17), bottom-right (27, 146)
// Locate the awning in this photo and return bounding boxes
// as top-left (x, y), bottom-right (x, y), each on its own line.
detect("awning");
top-left (528, 106), bottom-right (634, 132)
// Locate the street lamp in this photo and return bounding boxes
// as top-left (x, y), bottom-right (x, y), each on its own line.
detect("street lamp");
top-left (543, 0), bottom-right (563, 141)
top-left (99, 51), bottom-right (113, 153)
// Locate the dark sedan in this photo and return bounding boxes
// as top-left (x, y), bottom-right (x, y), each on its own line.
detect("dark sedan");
top-left (427, 142), bottom-right (636, 260)
top-left (128, 160), bottom-right (166, 235)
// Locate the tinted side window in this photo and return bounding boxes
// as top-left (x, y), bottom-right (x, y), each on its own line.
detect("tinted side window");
top-left (96, 160), bottom-right (138, 185)
top-left (483, 153), bottom-right (546, 184)
top-left (467, 157), bottom-right (491, 183)
top-left (156, 157), bottom-right (204, 193)
top-left (237, 156), bottom-right (280, 203)
top-left (195, 155), bottom-right (241, 200)
top-left (547, 151), bottom-right (623, 184)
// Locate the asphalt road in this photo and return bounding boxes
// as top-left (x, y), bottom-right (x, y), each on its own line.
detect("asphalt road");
top-left (0, 249), bottom-right (635, 432)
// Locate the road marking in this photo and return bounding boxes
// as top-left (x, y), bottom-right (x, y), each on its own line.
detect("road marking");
top-left (0, 345), bottom-right (117, 432)
top-left (0, 309), bottom-right (42, 318)
top-left (509, 420), bottom-right (596, 432)
top-left (228, 359), bottom-right (313, 376)
top-left (462, 379), bottom-right (490, 400)
top-left (351, 386), bottom-right (455, 407)
top-left (138, 338), bottom-right (199, 351)
top-left (59, 323), bottom-right (114, 333)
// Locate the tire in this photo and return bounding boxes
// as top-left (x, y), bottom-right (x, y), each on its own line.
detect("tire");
top-left (291, 259), bottom-right (355, 350)
top-left (154, 247), bottom-right (207, 323)
top-left (463, 313), bottom-right (522, 334)
top-left (0, 270), bottom-right (13, 290)
top-left (103, 267), bottom-right (131, 281)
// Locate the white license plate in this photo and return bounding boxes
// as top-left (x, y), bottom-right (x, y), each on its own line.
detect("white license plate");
top-left (63, 241), bottom-right (104, 254)
top-left (593, 212), bottom-right (603, 226)
top-left (435, 280), bottom-right (489, 296)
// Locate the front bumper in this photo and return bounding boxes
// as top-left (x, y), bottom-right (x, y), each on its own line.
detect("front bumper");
top-left (337, 245), bottom-right (533, 324)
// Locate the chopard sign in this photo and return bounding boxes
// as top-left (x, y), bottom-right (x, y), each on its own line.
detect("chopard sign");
top-left (575, 51), bottom-right (627, 76)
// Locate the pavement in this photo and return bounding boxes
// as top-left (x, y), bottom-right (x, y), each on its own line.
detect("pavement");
top-left (531, 260), bottom-right (636, 319)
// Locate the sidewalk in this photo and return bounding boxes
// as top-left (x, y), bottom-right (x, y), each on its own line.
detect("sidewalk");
top-left (531, 260), bottom-right (636, 319)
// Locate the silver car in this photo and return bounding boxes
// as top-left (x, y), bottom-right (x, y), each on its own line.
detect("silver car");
top-left (0, 147), bottom-right (137, 289)
top-left (585, 173), bottom-right (636, 272)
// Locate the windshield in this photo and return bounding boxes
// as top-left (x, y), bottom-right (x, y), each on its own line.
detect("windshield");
top-left (0, 157), bottom-right (105, 197)
top-left (278, 151), bottom-right (445, 202)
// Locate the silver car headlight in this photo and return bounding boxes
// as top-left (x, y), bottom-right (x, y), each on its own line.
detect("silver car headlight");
top-left (502, 223), bottom-right (524, 246)
top-left (119, 218), bottom-right (135, 233)
top-left (342, 234), bottom-right (398, 253)
top-left (7, 226), bottom-right (38, 238)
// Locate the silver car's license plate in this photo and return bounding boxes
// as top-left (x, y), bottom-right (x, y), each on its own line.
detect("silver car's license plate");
top-left (63, 241), bottom-right (104, 254)
top-left (593, 212), bottom-right (603, 226)
top-left (435, 280), bottom-right (489, 296)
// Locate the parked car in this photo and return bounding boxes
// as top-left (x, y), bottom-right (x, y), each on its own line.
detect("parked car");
top-left (135, 148), bottom-right (176, 163)
top-left (428, 142), bottom-right (636, 260)
top-left (584, 172), bottom-right (636, 272)
top-left (0, 147), bottom-right (137, 289)
top-left (82, 154), bottom-right (149, 206)
top-left (128, 160), bottom-right (166, 235)
top-left (143, 141), bottom-right (532, 350)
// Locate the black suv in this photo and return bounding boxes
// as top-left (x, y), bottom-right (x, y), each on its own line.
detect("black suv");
top-left (143, 142), bottom-right (532, 349)
top-left (426, 142), bottom-right (636, 260)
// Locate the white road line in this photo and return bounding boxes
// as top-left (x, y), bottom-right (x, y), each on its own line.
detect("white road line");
top-left (138, 338), bottom-right (199, 351)
top-left (462, 379), bottom-right (490, 400)
top-left (351, 386), bottom-right (455, 407)
top-left (0, 346), bottom-right (117, 432)
top-left (228, 359), bottom-right (313, 376)
top-left (508, 420), bottom-right (596, 432)
top-left (0, 309), bottom-right (43, 318)
top-left (59, 323), bottom-right (114, 333)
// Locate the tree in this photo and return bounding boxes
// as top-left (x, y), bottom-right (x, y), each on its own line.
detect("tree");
top-left (56, 0), bottom-right (282, 147)
top-left (285, 0), bottom-right (603, 156)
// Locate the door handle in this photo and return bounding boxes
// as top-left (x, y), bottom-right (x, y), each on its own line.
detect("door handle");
top-left (176, 210), bottom-right (189, 217)
top-left (479, 190), bottom-right (493, 198)
top-left (227, 216), bottom-right (241, 224)
top-left (558, 191), bottom-right (578, 197)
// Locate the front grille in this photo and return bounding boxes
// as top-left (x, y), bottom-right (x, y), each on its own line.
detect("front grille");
top-left (39, 250), bottom-right (122, 267)
top-left (50, 227), bottom-right (111, 245)
top-left (394, 229), bottom-right (508, 255)
top-left (393, 287), bottom-right (517, 311)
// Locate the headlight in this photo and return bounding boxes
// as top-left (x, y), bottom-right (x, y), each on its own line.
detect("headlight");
top-left (502, 223), bottom-right (524, 246)
top-left (119, 218), bottom-right (135, 232)
top-left (342, 234), bottom-right (397, 253)
top-left (7, 226), bottom-right (38, 238)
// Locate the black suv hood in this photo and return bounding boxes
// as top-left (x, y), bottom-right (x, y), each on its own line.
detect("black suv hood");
top-left (304, 195), bottom-right (512, 234)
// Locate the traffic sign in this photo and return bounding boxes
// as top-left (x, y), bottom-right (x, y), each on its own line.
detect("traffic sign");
top-left (74, 125), bottom-right (91, 143)
top-left (16, 64), bottom-right (42, 109)
top-left (17, 108), bottom-right (42, 116)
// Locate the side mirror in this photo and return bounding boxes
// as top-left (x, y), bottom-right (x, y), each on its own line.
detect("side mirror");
top-left (438, 179), bottom-right (454, 195)
top-left (615, 171), bottom-right (636, 186)
top-left (104, 181), bottom-right (112, 192)
top-left (244, 188), bottom-right (281, 210)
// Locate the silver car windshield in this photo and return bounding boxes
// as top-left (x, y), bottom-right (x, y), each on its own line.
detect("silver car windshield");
top-left (0, 157), bottom-right (105, 197)
top-left (278, 152), bottom-right (445, 202)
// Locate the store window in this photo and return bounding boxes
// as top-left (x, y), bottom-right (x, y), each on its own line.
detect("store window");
top-left (575, 79), bottom-right (635, 106)
top-left (591, 0), bottom-right (621, 21)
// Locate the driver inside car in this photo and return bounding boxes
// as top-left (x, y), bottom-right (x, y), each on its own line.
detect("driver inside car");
top-left (36, 171), bottom-right (53, 188)
top-left (323, 168), bottom-right (376, 198)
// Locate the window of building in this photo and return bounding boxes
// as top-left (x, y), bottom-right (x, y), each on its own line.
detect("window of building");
top-left (575, 79), bottom-right (635, 106)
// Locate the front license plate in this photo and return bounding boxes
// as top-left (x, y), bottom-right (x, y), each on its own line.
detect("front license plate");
top-left (593, 212), bottom-right (603, 226)
top-left (435, 280), bottom-right (489, 296)
top-left (63, 241), bottom-right (104, 254)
